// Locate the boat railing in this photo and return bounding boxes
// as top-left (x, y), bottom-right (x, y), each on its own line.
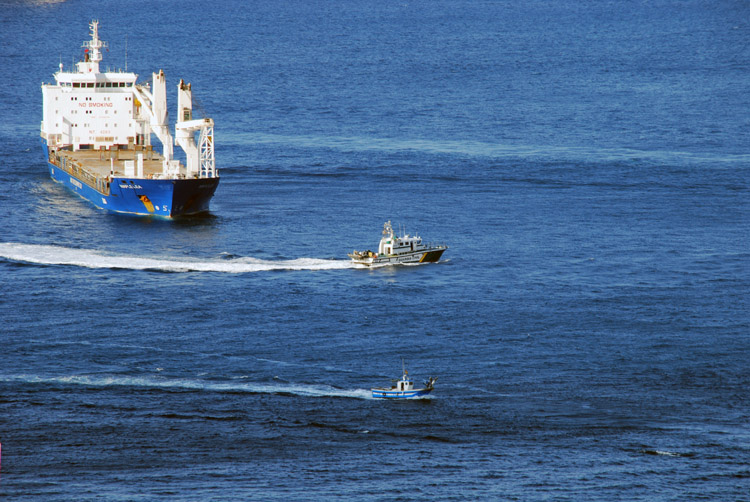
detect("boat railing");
top-left (425, 241), bottom-right (448, 250)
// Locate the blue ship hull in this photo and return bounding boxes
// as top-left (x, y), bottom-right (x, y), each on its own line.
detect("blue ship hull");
top-left (42, 139), bottom-right (219, 217)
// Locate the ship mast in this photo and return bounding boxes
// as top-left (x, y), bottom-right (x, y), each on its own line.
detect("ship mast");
top-left (77, 20), bottom-right (108, 74)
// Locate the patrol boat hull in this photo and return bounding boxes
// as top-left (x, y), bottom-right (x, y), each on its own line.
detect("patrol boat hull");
top-left (352, 248), bottom-right (445, 266)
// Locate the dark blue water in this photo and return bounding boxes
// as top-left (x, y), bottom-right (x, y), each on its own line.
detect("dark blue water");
top-left (1, 0), bottom-right (749, 499)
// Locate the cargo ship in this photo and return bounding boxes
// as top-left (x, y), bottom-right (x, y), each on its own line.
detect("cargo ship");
top-left (40, 20), bottom-right (219, 217)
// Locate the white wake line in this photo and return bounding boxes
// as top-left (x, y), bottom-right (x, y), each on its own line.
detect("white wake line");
top-left (2, 374), bottom-right (372, 400)
top-left (0, 242), bottom-right (355, 273)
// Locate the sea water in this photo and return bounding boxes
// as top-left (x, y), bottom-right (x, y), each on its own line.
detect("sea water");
top-left (1, 0), bottom-right (748, 500)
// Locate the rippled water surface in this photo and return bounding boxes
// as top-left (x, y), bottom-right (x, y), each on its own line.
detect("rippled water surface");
top-left (1, 0), bottom-right (749, 500)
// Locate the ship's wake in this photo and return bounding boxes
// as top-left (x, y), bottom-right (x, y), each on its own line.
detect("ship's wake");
top-left (0, 242), bottom-right (354, 273)
top-left (1, 373), bottom-right (372, 400)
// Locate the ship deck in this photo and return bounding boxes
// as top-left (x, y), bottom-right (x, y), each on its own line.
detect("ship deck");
top-left (47, 146), bottom-right (184, 195)
top-left (54, 147), bottom-right (168, 179)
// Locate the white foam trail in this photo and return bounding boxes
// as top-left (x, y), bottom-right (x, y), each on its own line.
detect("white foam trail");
top-left (2, 374), bottom-right (372, 399)
top-left (0, 242), bottom-right (354, 273)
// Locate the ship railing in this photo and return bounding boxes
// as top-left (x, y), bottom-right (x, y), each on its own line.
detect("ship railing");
top-left (54, 153), bottom-right (110, 196)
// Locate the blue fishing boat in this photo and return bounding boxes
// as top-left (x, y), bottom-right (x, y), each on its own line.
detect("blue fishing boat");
top-left (371, 361), bottom-right (437, 399)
